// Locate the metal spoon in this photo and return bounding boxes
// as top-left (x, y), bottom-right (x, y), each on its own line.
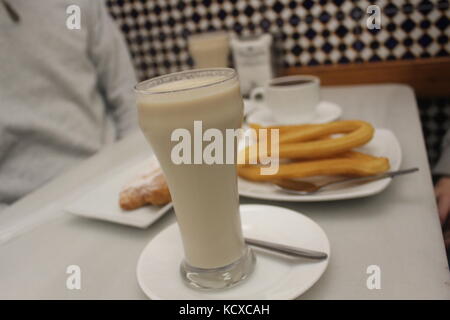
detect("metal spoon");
top-left (245, 237), bottom-right (328, 260)
top-left (273, 167), bottom-right (419, 195)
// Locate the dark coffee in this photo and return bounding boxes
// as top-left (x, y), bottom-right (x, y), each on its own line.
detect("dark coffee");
top-left (271, 79), bottom-right (313, 87)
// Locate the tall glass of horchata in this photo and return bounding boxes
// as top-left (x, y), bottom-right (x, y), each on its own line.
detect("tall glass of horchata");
top-left (188, 31), bottom-right (230, 68)
top-left (135, 69), bottom-right (255, 290)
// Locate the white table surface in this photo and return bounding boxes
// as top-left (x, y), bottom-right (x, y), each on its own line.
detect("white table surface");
top-left (0, 84), bottom-right (449, 299)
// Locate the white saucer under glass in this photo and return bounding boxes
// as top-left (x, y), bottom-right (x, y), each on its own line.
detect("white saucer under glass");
top-left (137, 204), bottom-right (330, 300)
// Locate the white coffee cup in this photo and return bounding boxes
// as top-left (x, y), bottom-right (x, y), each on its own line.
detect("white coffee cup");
top-left (250, 75), bottom-right (320, 124)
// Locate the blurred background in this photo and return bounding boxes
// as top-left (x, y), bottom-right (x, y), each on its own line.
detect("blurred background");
top-left (104, 0), bottom-right (449, 167)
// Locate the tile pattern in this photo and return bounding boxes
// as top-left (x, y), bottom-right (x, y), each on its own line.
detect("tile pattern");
top-left (106, 0), bottom-right (450, 80)
top-left (105, 0), bottom-right (450, 168)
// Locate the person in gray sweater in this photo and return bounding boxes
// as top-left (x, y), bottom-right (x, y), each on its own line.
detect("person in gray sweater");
top-left (434, 130), bottom-right (450, 250)
top-left (0, 0), bottom-right (138, 210)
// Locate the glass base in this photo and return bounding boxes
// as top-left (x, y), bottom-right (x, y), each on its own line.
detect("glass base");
top-left (180, 247), bottom-right (256, 290)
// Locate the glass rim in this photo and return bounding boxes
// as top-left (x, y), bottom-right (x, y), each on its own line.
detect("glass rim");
top-left (134, 68), bottom-right (237, 95)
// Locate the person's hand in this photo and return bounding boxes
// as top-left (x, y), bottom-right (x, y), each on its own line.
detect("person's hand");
top-left (434, 177), bottom-right (450, 248)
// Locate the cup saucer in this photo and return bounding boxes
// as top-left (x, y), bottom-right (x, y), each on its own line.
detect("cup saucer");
top-left (136, 204), bottom-right (330, 300)
top-left (246, 101), bottom-right (342, 126)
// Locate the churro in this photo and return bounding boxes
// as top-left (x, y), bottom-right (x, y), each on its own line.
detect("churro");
top-left (237, 152), bottom-right (390, 182)
top-left (240, 120), bottom-right (375, 163)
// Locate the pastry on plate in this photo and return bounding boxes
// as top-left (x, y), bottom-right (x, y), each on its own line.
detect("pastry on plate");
top-left (119, 157), bottom-right (171, 210)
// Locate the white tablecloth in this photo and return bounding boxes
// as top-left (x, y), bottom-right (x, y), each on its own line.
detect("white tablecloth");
top-left (0, 84), bottom-right (449, 299)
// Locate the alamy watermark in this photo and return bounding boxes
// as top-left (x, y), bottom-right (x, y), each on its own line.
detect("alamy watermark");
top-left (66, 4), bottom-right (382, 31)
top-left (366, 265), bottom-right (381, 290)
top-left (66, 5), bottom-right (81, 30)
top-left (66, 265), bottom-right (81, 290)
top-left (171, 121), bottom-right (280, 175)
top-left (367, 5), bottom-right (382, 30)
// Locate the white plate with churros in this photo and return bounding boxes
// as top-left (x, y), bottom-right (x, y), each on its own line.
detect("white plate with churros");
top-left (64, 157), bottom-right (173, 228)
top-left (237, 121), bottom-right (401, 202)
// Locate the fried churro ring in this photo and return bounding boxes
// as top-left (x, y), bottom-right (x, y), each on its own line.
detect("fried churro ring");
top-left (237, 152), bottom-right (390, 182)
top-left (278, 120), bottom-right (373, 144)
top-left (240, 120), bottom-right (375, 163)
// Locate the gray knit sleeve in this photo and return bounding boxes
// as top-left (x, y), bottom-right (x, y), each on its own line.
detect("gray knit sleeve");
top-left (87, 1), bottom-right (139, 139)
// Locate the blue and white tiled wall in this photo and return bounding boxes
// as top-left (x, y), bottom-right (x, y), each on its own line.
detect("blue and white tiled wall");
top-left (106, 0), bottom-right (450, 167)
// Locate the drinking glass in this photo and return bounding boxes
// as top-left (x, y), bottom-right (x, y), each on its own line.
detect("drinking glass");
top-left (188, 31), bottom-right (230, 68)
top-left (134, 68), bottom-right (255, 289)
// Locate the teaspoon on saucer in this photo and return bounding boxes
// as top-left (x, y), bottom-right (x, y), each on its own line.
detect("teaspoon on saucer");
top-left (245, 237), bottom-right (328, 260)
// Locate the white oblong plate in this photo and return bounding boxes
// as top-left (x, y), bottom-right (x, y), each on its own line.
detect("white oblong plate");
top-left (64, 157), bottom-right (173, 228)
top-left (238, 128), bottom-right (401, 202)
top-left (137, 204), bottom-right (330, 300)
top-left (246, 100), bottom-right (342, 126)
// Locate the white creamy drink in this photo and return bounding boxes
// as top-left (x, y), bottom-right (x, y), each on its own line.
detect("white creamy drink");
top-left (136, 69), bottom-right (247, 271)
top-left (188, 31), bottom-right (230, 68)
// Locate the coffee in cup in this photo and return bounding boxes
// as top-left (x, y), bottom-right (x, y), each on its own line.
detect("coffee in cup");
top-left (250, 75), bottom-right (320, 124)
